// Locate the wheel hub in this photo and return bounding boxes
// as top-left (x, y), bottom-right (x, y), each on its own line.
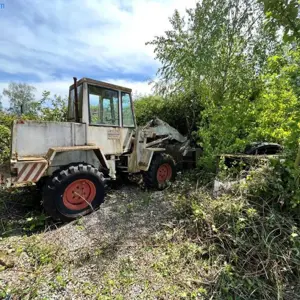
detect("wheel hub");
top-left (157, 163), bottom-right (172, 183)
top-left (63, 179), bottom-right (96, 211)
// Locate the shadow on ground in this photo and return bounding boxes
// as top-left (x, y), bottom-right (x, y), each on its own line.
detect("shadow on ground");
top-left (0, 187), bottom-right (57, 237)
top-left (0, 180), bottom-right (144, 238)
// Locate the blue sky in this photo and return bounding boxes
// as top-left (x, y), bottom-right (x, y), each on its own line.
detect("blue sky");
top-left (0, 0), bottom-right (196, 107)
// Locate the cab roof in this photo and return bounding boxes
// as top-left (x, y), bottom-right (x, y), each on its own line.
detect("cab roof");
top-left (69, 77), bottom-right (132, 93)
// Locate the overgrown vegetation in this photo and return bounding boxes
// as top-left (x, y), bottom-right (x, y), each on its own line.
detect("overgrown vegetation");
top-left (135, 0), bottom-right (300, 168)
top-left (169, 174), bottom-right (300, 299)
top-left (0, 0), bottom-right (300, 299)
top-left (1, 177), bottom-right (299, 299)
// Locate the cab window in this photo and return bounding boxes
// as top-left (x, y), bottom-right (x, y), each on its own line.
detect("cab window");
top-left (89, 85), bottom-right (119, 126)
top-left (121, 92), bottom-right (135, 127)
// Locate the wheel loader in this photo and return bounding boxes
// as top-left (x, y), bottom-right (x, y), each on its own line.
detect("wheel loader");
top-left (0, 77), bottom-right (200, 221)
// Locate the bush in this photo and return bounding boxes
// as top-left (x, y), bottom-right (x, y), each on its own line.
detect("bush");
top-left (0, 113), bottom-right (15, 164)
top-left (243, 160), bottom-right (300, 210)
top-left (170, 178), bottom-right (300, 299)
top-left (134, 92), bottom-right (202, 136)
top-left (0, 125), bottom-right (10, 164)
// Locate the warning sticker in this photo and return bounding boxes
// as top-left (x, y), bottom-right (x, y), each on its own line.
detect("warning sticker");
top-left (107, 129), bottom-right (120, 140)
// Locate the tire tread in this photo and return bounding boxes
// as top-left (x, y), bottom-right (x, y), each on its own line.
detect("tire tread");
top-left (43, 163), bottom-right (105, 221)
top-left (143, 153), bottom-right (176, 190)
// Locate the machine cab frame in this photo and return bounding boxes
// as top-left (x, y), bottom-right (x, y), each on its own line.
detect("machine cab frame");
top-left (68, 78), bottom-right (136, 128)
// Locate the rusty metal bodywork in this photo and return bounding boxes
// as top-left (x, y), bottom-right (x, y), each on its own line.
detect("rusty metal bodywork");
top-left (0, 78), bottom-right (199, 188)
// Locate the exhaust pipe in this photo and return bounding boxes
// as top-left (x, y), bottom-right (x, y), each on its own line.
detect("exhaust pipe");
top-left (73, 77), bottom-right (80, 123)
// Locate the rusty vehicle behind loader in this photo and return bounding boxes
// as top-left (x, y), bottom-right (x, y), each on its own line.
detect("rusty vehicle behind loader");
top-left (0, 77), bottom-right (200, 221)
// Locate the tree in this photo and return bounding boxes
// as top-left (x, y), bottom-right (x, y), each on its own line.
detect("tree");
top-left (0, 95), bottom-right (3, 112)
top-left (148, 0), bottom-right (279, 167)
top-left (148, 0), bottom-right (274, 96)
top-left (249, 48), bottom-right (300, 154)
top-left (40, 91), bottom-right (68, 122)
top-left (3, 82), bottom-right (37, 115)
top-left (259, 0), bottom-right (300, 41)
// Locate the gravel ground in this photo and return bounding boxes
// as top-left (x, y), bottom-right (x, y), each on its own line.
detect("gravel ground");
top-left (0, 184), bottom-right (176, 299)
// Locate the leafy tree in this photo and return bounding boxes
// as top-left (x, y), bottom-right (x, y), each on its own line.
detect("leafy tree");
top-left (260, 0), bottom-right (300, 41)
top-left (0, 87), bottom-right (68, 163)
top-left (39, 91), bottom-right (67, 122)
top-left (2, 82), bottom-right (39, 115)
top-left (148, 0), bottom-right (279, 168)
top-left (249, 48), bottom-right (300, 154)
top-left (148, 0), bottom-right (274, 96)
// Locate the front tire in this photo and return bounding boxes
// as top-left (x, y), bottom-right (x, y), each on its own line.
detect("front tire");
top-left (143, 153), bottom-right (176, 190)
top-left (42, 164), bottom-right (105, 222)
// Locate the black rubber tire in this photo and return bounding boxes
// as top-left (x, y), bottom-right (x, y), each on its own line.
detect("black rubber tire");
top-left (143, 153), bottom-right (176, 190)
top-left (42, 163), bottom-right (105, 222)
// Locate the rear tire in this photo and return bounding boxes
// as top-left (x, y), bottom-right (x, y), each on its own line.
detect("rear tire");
top-left (143, 153), bottom-right (176, 190)
top-left (42, 164), bottom-right (105, 222)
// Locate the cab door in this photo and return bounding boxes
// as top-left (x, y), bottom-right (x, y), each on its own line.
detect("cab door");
top-left (86, 84), bottom-right (135, 155)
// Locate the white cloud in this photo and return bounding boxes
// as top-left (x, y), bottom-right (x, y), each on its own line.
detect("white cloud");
top-left (0, 0), bottom-right (197, 107)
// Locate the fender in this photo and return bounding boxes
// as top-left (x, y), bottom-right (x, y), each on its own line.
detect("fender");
top-left (46, 145), bottom-right (109, 170)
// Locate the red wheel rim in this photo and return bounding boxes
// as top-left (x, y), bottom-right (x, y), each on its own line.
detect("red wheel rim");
top-left (63, 179), bottom-right (96, 211)
top-left (157, 163), bottom-right (172, 183)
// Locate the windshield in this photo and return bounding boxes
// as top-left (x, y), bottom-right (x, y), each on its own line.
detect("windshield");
top-left (88, 85), bottom-right (120, 126)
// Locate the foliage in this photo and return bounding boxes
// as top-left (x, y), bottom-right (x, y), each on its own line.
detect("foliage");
top-left (144, 0), bottom-right (300, 177)
top-left (134, 95), bottom-right (165, 126)
top-left (249, 49), bottom-right (300, 156)
top-left (244, 160), bottom-right (300, 209)
top-left (148, 0), bottom-right (275, 96)
top-left (147, 0), bottom-right (275, 161)
top-left (171, 178), bottom-right (300, 299)
top-left (0, 112), bottom-right (18, 164)
top-left (134, 92), bottom-right (202, 136)
top-left (260, 0), bottom-right (300, 42)
top-left (0, 124), bottom-right (10, 163)
top-left (3, 82), bottom-right (38, 115)
top-left (39, 91), bottom-right (68, 122)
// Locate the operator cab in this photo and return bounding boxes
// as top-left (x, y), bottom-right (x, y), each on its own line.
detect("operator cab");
top-left (68, 77), bottom-right (136, 128)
